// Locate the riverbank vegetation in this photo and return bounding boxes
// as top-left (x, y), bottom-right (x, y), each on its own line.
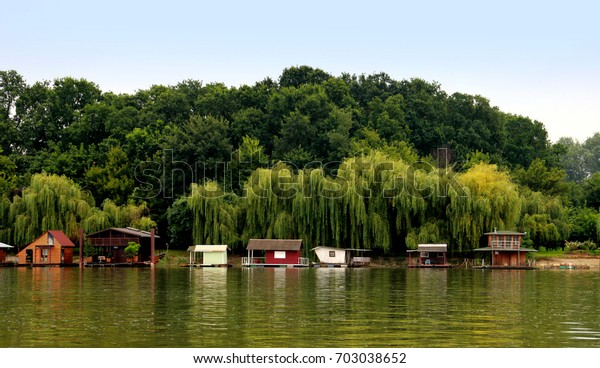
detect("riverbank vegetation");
top-left (1, 67), bottom-right (599, 255)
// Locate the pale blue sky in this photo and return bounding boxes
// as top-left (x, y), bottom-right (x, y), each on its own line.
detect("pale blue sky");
top-left (2, 0), bottom-right (598, 142)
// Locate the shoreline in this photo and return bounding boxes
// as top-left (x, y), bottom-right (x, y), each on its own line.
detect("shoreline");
top-left (534, 256), bottom-right (600, 270)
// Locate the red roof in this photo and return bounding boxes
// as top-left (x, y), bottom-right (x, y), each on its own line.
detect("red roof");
top-left (247, 239), bottom-right (302, 251)
top-left (48, 230), bottom-right (75, 247)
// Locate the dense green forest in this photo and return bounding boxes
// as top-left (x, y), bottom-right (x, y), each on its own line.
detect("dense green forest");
top-left (1, 66), bottom-right (599, 255)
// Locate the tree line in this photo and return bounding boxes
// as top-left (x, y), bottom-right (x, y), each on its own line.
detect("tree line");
top-left (1, 66), bottom-right (599, 254)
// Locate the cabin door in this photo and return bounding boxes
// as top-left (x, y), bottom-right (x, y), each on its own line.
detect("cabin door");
top-left (25, 249), bottom-right (33, 263)
top-left (113, 248), bottom-right (126, 263)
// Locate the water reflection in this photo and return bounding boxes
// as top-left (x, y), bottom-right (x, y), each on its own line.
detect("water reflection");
top-left (1, 268), bottom-right (600, 347)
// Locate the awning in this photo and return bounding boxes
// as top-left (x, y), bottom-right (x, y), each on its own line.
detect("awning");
top-left (0, 242), bottom-right (14, 248)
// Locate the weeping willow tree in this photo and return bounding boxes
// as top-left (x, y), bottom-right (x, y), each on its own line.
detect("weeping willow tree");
top-left (81, 199), bottom-right (155, 234)
top-left (188, 153), bottom-right (559, 255)
top-left (0, 195), bottom-right (11, 243)
top-left (10, 173), bottom-right (95, 246)
top-left (335, 152), bottom-right (408, 251)
top-left (519, 189), bottom-right (569, 248)
top-left (241, 152), bottom-right (446, 253)
top-left (405, 221), bottom-right (445, 249)
top-left (334, 152), bottom-right (451, 252)
top-left (292, 168), bottom-right (348, 248)
top-left (188, 181), bottom-right (239, 245)
top-left (243, 162), bottom-right (299, 241)
top-left (447, 163), bottom-right (521, 251)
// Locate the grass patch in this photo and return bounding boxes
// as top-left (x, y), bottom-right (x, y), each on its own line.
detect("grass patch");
top-left (156, 248), bottom-right (189, 267)
top-left (534, 247), bottom-right (566, 258)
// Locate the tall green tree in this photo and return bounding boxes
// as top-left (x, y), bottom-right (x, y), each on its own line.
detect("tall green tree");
top-left (279, 66), bottom-right (332, 88)
top-left (166, 197), bottom-right (194, 248)
top-left (567, 207), bottom-right (598, 242)
top-left (503, 115), bottom-right (551, 168)
top-left (85, 146), bottom-right (135, 205)
top-left (557, 137), bottom-right (590, 182)
top-left (0, 148), bottom-right (17, 198)
top-left (0, 70), bottom-right (26, 153)
top-left (513, 158), bottom-right (568, 197)
top-left (583, 172), bottom-right (600, 209)
top-left (583, 133), bottom-right (600, 175)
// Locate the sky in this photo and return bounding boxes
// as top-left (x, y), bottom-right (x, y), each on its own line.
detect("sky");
top-left (2, 0), bottom-right (599, 142)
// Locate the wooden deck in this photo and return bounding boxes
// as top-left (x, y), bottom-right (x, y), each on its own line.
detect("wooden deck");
top-left (473, 265), bottom-right (537, 270)
top-left (243, 263), bottom-right (310, 268)
top-left (242, 256), bottom-right (310, 268)
top-left (408, 264), bottom-right (453, 268)
top-left (313, 263), bottom-right (349, 268)
top-left (84, 262), bottom-right (151, 268)
top-left (181, 263), bottom-right (232, 268)
top-left (15, 263), bottom-right (78, 268)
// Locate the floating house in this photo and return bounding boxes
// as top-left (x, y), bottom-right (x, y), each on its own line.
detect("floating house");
top-left (86, 227), bottom-right (159, 264)
top-left (187, 245), bottom-right (230, 267)
top-left (312, 246), bottom-right (372, 267)
top-left (407, 244), bottom-right (451, 268)
top-left (0, 242), bottom-right (14, 264)
top-left (16, 231), bottom-right (75, 266)
top-left (474, 230), bottom-right (536, 269)
top-left (242, 239), bottom-right (310, 267)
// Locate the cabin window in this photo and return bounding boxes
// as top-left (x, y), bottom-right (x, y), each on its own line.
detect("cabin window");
top-left (274, 251), bottom-right (286, 259)
top-left (47, 233), bottom-right (54, 245)
top-left (41, 249), bottom-right (49, 263)
top-left (329, 251), bottom-right (336, 257)
top-left (421, 252), bottom-right (429, 258)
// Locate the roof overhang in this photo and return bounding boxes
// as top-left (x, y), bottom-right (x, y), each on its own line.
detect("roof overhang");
top-left (416, 244), bottom-right (447, 252)
top-left (247, 239), bottom-right (302, 251)
top-left (187, 245), bottom-right (229, 252)
top-left (483, 231), bottom-right (526, 236)
top-left (87, 227), bottom-right (160, 238)
top-left (0, 242), bottom-right (14, 249)
top-left (311, 246), bottom-right (371, 252)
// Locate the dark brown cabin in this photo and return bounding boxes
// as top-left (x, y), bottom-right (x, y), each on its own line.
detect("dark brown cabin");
top-left (86, 227), bottom-right (159, 264)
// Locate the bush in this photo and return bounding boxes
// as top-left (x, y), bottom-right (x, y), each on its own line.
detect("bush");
top-left (564, 240), bottom-right (598, 254)
top-left (124, 241), bottom-right (141, 258)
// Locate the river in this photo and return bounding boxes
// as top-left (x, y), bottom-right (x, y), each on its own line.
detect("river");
top-left (0, 267), bottom-right (599, 347)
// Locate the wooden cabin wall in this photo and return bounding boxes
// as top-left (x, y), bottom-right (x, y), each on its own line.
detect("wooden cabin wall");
top-left (265, 250), bottom-right (301, 264)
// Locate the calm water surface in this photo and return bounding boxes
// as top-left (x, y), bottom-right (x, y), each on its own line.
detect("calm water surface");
top-left (1, 267), bottom-right (599, 347)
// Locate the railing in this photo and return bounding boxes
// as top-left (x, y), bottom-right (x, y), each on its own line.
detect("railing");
top-left (352, 256), bottom-right (371, 265)
top-left (241, 257), bottom-right (266, 266)
top-left (298, 257), bottom-right (310, 266)
top-left (490, 240), bottom-right (521, 249)
top-left (89, 237), bottom-right (139, 247)
top-left (242, 257), bottom-right (311, 266)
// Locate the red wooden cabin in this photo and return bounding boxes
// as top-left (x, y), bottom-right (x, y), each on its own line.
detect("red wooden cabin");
top-left (243, 239), bottom-right (309, 267)
top-left (0, 242), bottom-right (13, 263)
